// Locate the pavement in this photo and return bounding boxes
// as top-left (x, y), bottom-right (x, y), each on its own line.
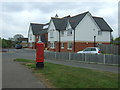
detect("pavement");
top-left (2, 49), bottom-right (46, 88)
top-left (2, 48), bottom-right (119, 88)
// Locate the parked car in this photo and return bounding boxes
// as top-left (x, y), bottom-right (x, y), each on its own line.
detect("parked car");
top-left (15, 44), bottom-right (22, 49)
top-left (77, 47), bottom-right (101, 54)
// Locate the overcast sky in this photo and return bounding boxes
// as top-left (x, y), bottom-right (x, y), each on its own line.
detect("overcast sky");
top-left (0, 0), bottom-right (119, 39)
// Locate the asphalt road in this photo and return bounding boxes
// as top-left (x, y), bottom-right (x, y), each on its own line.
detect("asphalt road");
top-left (2, 48), bottom-right (119, 88)
top-left (2, 49), bottom-right (46, 88)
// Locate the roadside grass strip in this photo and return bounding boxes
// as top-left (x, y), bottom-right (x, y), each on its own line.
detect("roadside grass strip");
top-left (14, 58), bottom-right (119, 88)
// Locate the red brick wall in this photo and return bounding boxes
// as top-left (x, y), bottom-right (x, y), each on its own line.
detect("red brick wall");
top-left (48, 41), bottom-right (110, 52)
top-left (45, 33), bottom-right (48, 41)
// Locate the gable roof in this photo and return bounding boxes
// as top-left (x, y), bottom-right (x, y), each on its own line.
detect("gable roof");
top-left (29, 23), bottom-right (48, 42)
top-left (37, 29), bottom-right (47, 35)
top-left (69, 11), bottom-right (88, 29)
top-left (92, 17), bottom-right (113, 32)
top-left (50, 11), bottom-right (113, 32)
top-left (30, 23), bottom-right (44, 35)
top-left (51, 17), bottom-right (68, 30)
top-left (51, 11), bottom-right (88, 30)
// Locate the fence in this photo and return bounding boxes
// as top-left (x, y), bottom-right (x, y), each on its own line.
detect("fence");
top-left (44, 52), bottom-right (120, 65)
top-left (97, 44), bottom-right (119, 55)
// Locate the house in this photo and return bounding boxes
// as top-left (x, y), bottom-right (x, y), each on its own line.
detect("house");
top-left (28, 23), bottom-right (48, 49)
top-left (47, 11), bottom-right (113, 52)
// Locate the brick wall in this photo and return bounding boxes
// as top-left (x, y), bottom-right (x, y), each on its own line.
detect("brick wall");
top-left (48, 41), bottom-right (110, 52)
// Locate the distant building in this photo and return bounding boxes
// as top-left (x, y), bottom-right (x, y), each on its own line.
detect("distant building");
top-left (19, 38), bottom-right (28, 48)
top-left (28, 23), bottom-right (48, 49)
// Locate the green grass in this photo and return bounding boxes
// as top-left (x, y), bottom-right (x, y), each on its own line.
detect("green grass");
top-left (14, 58), bottom-right (36, 63)
top-left (14, 58), bottom-right (119, 88)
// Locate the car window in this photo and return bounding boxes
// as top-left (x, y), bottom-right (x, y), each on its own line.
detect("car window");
top-left (91, 48), bottom-right (96, 51)
top-left (84, 48), bottom-right (91, 51)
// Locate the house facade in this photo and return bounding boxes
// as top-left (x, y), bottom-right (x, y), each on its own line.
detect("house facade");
top-left (28, 23), bottom-right (48, 49)
top-left (48, 11), bottom-right (113, 52)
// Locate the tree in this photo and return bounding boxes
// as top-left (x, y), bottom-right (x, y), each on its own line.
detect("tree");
top-left (2, 38), bottom-right (13, 48)
top-left (112, 37), bottom-right (120, 45)
top-left (13, 34), bottom-right (24, 44)
top-left (13, 34), bottom-right (24, 41)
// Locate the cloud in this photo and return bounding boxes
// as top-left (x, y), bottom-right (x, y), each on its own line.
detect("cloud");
top-left (1, 1), bottom-right (119, 39)
top-left (118, 1), bottom-right (120, 37)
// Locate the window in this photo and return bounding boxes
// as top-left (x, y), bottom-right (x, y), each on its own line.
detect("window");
top-left (91, 48), bottom-right (96, 51)
top-left (30, 34), bottom-right (32, 41)
top-left (98, 31), bottom-right (102, 35)
top-left (84, 48), bottom-right (91, 51)
top-left (61, 42), bottom-right (64, 49)
top-left (50, 42), bottom-right (55, 48)
top-left (50, 29), bottom-right (54, 38)
top-left (67, 28), bottom-right (72, 36)
top-left (67, 42), bottom-right (72, 50)
top-left (60, 31), bottom-right (64, 37)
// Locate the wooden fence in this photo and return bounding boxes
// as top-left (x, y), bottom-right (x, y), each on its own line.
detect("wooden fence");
top-left (97, 44), bottom-right (119, 55)
top-left (44, 52), bottom-right (120, 65)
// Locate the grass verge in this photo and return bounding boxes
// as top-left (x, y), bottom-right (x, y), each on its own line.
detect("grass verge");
top-left (14, 58), bottom-right (119, 88)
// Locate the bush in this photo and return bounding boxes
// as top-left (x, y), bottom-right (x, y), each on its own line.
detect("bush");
top-left (2, 38), bottom-right (14, 48)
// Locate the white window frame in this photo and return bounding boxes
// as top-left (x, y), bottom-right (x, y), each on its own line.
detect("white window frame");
top-left (61, 42), bottom-right (64, 49)
top-left (67, 42), bottom-right (72, 50)
top-left (29, 34), bottom-right (32, 41)
top-left (50, 42), bottom-right (55, 48)
top-left (67, 28), bottom-right (72, 36)
top-left (50, 29), bottom-right (54, 38)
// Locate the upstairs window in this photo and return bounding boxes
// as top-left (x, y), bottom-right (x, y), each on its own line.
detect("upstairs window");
top-left (98, 31), bottom-right (102, 35)
top-left (30, 34), bottom-right (32, 41)
top-left (50, 29), bottom-right (54, 38)
top-left (67, 28), bottom-right (72, 36)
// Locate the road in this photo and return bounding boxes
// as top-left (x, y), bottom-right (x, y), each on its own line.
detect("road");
top-left (2, 48), bottom-right (119, 88)
top-left (2, 48), bottom-right (46, 88)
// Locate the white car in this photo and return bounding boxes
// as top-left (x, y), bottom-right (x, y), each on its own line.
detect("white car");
top-left (77, 47), bottom-right (101, 54)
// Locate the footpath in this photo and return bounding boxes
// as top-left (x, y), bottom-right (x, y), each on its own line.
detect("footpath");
top-left (2, 52), bottom-right (46, 88)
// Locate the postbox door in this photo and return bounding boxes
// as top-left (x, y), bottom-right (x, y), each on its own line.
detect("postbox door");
top-left (36, 43), bottom-right (44, 62)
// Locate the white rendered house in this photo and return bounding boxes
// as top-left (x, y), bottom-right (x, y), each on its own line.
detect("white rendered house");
top-left (47, 11), bottom-right (113, 52)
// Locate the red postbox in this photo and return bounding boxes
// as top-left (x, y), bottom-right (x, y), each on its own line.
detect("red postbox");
top-left (36, 43), bottom-right (44, 68)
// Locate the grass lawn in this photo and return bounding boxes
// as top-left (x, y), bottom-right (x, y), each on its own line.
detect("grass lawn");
top-left (14, 58), bottom-right (119, 88)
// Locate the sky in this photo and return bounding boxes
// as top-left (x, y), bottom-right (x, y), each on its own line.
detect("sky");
top-left (0, 0), bottom-right (119, 39)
